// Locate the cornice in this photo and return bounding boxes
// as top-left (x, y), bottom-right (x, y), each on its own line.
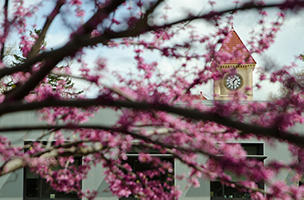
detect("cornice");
top-left (220, 64), bottom-right (256, 69)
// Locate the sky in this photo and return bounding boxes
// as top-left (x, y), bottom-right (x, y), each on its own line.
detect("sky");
top-left (3, 0), bottom-right (304, 100)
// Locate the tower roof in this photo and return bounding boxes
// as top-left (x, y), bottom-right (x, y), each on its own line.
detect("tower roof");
top-left (217, 27), bottom-right (256, 65)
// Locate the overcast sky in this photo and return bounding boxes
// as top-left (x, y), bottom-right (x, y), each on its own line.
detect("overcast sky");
top-left (3, 0), bottom-right (304, 100)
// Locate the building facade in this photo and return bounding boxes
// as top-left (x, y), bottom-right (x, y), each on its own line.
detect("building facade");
top-left (0, 108), bottom-right (295, 200)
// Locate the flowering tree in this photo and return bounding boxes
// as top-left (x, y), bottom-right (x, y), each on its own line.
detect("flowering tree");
top-left (1, 0), bottom-right (304, 199)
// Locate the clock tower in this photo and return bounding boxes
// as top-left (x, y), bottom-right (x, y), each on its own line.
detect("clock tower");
top-left (213, 27), bottom-right (256, 100)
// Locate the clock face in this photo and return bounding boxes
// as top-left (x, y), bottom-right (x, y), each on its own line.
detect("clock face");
top-left (225, 74), bottom-right (242, 90)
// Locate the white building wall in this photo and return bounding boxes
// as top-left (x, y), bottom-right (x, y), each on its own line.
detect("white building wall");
top-left (0, 108), bottom-right (298, 199)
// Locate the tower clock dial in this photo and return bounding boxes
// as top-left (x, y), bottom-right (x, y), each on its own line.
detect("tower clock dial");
top-left (225, 74), bottom-right (243, 90)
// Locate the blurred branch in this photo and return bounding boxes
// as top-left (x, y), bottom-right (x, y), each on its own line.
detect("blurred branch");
top-left (0, 0), bottom-right (10, 60)
top-left (0, 123), bottom-right (270, 194)
top-left (26, 0), bottom-right (65, 60)
top-left (0, 98), bottom-right (303, 147)
top-left (3, 0), bottom-right (125, 102)
top-left (76, 0), bottom-right (126, 35)
top-left (0, 141), bottom-right (104, 176)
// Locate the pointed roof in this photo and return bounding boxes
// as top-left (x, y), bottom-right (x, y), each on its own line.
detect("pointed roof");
top-left (217, 27), bottom-right (256, 65)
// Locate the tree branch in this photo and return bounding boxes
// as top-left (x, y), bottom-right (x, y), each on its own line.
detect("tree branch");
top-left (0, 99), bottom-right (302, 147)
top-left (0, 0), bottom-right (10, 61)
top-left (75, 0), bottom-right (126, 35)
top-left (0, 142), bottom-right (104, 176)
top-left (3, 0), bottom-right (126, 102)
top-left (26, 0), bottom-right (65, 60)
top-left (84, 1), bottom-right (304, 44)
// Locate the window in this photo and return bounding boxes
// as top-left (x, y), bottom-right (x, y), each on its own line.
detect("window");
top-left (24, 142), bottom-right (81, 200)
top-left (210, 181), bottom-right (251, 199)
top-left (120, 151), bottom-right (174, 200)
top-left (300, 177), bottom-right (304, 186)
top-left (210, 143), bottom-right (266, 200)
top-left (242, 143), bottom-right (263, 155)
top-left (24, 159), bottom-right (81, 200)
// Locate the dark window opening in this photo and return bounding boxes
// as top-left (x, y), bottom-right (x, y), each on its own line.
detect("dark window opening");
top-left (24, 142), bottom-right (81, 200)
top-left (24, 161), bottom-right (80, 199)
top-left (211, 143), bottom-right (265, 200)
top-left (210, 181), bottom-right (250, 199)
top-left (241, 143), bottom-right (263, 155)
top-left (120, 155), bottom-right (174, 200)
